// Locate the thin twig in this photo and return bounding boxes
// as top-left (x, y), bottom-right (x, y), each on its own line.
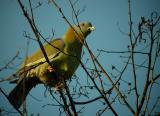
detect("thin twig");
top-left (64, 80), bottom-right (77, 116)
top-left (97, 49), bottom-right (148, 55)
top-left (0, 52), bottom-right (19, 72)
top-left (137, 15), bottom-right (154, 115)
top-left (128, 0), bottom-right (139, 111)
top-left (59, 90), bottom-right (72, 116)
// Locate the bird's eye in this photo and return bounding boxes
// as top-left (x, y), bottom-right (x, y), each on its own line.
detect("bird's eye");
top-left (81, 23), bottom-right (85, 26)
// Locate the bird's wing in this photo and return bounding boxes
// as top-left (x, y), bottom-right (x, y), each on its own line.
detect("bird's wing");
top-left (24, 38), bottom-right (65, 67)
top-left (9, 38), bottom-right (65, 83)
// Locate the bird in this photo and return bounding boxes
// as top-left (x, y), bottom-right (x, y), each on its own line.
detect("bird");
top-left (8, 22), bottom-right (95, 109)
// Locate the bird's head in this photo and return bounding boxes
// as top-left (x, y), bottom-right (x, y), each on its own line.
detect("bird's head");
top-left (74, 22), bottom-right (95, 38)
top-left (64, 22), bottom-right (95, 43)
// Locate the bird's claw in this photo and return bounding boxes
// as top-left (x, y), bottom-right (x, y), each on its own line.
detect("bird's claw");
top-left (48, 66), bottom-right (55, 72)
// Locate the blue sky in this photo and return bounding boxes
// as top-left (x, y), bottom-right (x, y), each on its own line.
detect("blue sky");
top-left (0, 0), bottom-right (160, 116)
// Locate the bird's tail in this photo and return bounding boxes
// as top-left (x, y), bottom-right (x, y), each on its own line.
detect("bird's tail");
top-left (8, 77), bottom-right (40, 109)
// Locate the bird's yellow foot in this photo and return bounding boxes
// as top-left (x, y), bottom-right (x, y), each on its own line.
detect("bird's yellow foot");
top-left (47, 66), bottom-right (55, 72)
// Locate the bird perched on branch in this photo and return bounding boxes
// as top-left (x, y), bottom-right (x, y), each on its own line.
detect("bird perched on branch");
top-left (8, 22), bottom-right (95, 109)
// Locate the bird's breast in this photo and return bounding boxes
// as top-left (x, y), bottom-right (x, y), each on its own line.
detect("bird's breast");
top-left (56, 55), bottom-right (80, 78)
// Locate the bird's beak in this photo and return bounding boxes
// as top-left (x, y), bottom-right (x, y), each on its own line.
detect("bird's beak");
top-left (88, 26), bottom-right (95, 32)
